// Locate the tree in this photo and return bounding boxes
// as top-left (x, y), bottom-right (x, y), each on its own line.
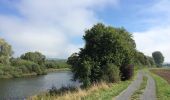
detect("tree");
top-left (68, 23), bottom-right (136, 87)
top-left (134, 51), bottom-right (155, 67)
top-left (20, 51), bottom-right (46, 65)
top-left (0, 38), bottom-right (13, 64)
top-left (152, 51), bottom-right (164, 67)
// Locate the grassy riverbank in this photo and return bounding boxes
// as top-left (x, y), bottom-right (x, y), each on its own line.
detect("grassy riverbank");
top-left (29, 81), bottom-right (131, 100)
top-left (150, 69), bottom-right (170, 100)
top-left (0, 59), bottom-right (70, 79)
top-left (29, 68), bottom-right (139, 100)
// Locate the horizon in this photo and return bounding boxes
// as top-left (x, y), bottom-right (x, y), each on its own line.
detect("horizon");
top-left (0, 0), bottom-right (170, 62)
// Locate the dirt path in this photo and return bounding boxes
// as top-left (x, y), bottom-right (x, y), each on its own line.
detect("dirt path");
top-left (114, 70), bottom-right (156, 100)
top-left (115, 71), bottom-right (144, 100)
top-left (140, 73), bottom-right (156, 100)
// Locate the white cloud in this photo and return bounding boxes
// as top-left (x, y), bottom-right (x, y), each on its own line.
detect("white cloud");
top-left (133, 0), bottom-right (170, 62)
top-left (0, 0), bottom-right (118, 58)
top-left (134, 27), bottom-right (170, 62)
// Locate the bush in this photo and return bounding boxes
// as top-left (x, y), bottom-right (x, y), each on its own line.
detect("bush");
top-left (49, 85), bottom-right (78, 96)
top-left (0, 69), bottom-right (3, 75)
top-left (45, 61), bottom-right (58, 69)
top-left (102, 63), bottom-right (120, 83)
top-left (45, 60), bottom-right (70, 69)
top-left (10, 58), bottom-right (46, 75)
top-left (120, 64), bottom-right (134, 81)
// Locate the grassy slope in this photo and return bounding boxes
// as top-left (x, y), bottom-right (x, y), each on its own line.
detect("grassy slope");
top-left (150, 70), bottom-right (170, 100)
top-left (29, 81), bottom-right (131, 100)
top-left (82, 81), bottom-right (131, 100)
top-left (29, 69), bottom-right (138, 100)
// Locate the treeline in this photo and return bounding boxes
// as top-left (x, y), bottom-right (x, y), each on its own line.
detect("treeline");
top-left (0, 39), bottom-right (69, 78)
top-left (67, 23), bottom-right (157, 87)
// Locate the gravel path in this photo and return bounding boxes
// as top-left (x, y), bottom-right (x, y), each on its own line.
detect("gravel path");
top-left (115, 71), bottom-right (144, 100)
top-left (140, 73), bottom-right (156, 100)
top-left (114, 70), bottom-right (156, 100)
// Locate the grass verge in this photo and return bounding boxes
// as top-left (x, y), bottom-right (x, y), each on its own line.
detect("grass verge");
top-left (150, 71), bottom-right (170, 100)
top-left (29, 81), bottom-right (131, 100)
top-left (29, 70), bottom-right (139, 100)
top-left (131, 76), bottom-right (148, 100)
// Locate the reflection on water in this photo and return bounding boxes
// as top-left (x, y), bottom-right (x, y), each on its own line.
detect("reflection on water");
top-left (0, 71), bottom-right (79, 99)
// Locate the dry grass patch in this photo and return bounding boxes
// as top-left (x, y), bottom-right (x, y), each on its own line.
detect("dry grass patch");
top-left (28, 82), bottom-right (110, 100)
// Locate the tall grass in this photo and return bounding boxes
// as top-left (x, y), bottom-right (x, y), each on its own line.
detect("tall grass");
top-left (29, 82), bottom-right (111, 100)
top-left (29, 66), bottom-right (139, 100)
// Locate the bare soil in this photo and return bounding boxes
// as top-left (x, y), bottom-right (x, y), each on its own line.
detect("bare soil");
top-left (150, 68), bottom-right (170, 84)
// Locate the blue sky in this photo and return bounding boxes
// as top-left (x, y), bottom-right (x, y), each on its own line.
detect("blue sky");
top-left (0, 0), bottom-right (170, 62)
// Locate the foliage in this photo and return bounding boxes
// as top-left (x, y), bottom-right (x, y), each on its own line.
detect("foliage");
top-left (68, 23), bottom-right (136, 87)
top-left (134, 51), bottom-right (155, 67)
top-left (120, 64), bottom-right (134, 80)
top-left (0, 38), bottom-right (13, 64)
top-left (49, 85), bottom-right (78, 96)
top-left (152, 51), bottom-right (164, 67)
top-left (102, 63), bottom-right (120, 83)
top-left (21, 51), bottom-right (46, 65)
top-left (46, 59), bottom-right (70, 69)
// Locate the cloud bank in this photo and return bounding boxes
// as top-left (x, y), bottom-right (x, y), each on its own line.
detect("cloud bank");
top-left (0, 0), bottom-right (118, 58)
top-left (134, 0), bottom-right (170, 62)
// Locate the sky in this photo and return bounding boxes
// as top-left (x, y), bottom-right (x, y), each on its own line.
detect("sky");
top-left (0, 0), bottom-right (170, 62)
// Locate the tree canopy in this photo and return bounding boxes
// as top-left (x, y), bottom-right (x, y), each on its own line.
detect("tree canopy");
top-left (68, 23), bottom-right (137, 87)
top-left (20, 51), bottom-right (46, 65)
top-left (134, 51), bottom-right (155, 67)
top-left (0, 38), bottom-right (13, 64)
top-left (152, 51), bottom-right (164, 67)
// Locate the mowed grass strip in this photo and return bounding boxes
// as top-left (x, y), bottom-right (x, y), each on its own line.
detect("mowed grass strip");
top-left (131, 76), bottom-right (148, 100)
top-left (150, 70), bottom-right (170, 100)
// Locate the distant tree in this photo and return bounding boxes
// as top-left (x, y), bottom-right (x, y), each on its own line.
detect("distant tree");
top-left (0, 38), bottom-right (13, 64)
top-left (68, 23), bottom-right (136, 87)
top-left (20, 51), bottom-right (46, 65)
top-left (152, 51), bottom-right (164, 67)
top-left (134, 51), bottom-right (155, 67)
top-left (134, 51), bottom-right (146, 65)
top-left (146, 56), bottom-right (155, 67)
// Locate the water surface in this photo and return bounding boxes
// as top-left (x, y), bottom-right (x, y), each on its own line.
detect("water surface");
top-left (0, 71), bottom-right (79, 100)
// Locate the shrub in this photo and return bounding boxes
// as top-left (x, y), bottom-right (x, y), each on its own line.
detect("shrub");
top-left (10, 58), bottom-right (46, 75)
top-left (0, 69), bottom-right (3, 75)
top-left (120, 64), bottom-right (134, 80)
top-left (45, 61), bottom-right (57, 69)
top-left (49, 85), bottom-right (78, 96)
top-left (102, 63), bottom-right (120, 83)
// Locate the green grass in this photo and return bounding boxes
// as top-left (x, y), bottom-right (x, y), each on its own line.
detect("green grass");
top-left (131, 76), bottom-right (148, 100)
top-left (82, 81), bottom-right (131, 100)
top-left (82, 70), bottom-right (139, 100)
top-left (29, 68), bottom-right (139, 100)
top-left (30, 81), bottom-right (132, 100)
top-left (150, 71), bottom-right (170, 100)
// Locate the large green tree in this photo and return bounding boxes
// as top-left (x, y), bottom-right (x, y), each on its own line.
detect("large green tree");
top-left (20, 51), bottom-right (46, 65)
top-left (68, 23), bottom-right (136, 87)
top-left (152, 51), bottom-right (164, 67)
top-left (0, 38), bottom-right (13, 64)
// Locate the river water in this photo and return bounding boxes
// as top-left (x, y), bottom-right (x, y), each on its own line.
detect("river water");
top-left (0, 71), bottom-right (79, 100)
